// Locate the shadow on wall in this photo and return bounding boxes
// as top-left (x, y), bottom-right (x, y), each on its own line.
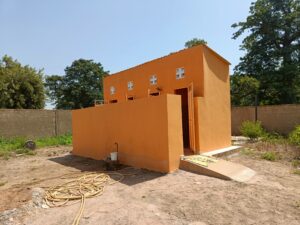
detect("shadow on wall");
top-left (203, 47), bottom-right (228, 83)
top-left (49, 154), bottom-right (165, 186)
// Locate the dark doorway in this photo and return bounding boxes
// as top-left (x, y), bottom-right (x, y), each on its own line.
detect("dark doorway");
top-left (175, 88), bottom-right (190, 148)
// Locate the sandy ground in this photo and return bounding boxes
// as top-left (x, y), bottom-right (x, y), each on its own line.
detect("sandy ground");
top-left (0, 146), bottom-right (299, 225)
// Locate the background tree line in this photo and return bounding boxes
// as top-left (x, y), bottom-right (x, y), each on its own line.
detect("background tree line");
top-left (0, 0), bottom-right (299, 109)
top-left (231, 0), bottom-right (300, 106)
top-left (0, 56), bottom-right (107, 109)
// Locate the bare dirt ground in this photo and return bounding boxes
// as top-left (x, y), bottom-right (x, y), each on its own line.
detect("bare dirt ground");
top-left (0, 146), bottom-right (299, 225)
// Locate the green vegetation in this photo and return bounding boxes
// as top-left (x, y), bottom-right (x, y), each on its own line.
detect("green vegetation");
top-left (36, 134), bottom-right (72, 148)
top-left (291, 159), bottom-right (300, 175)
top-left (261, 132), bottom-right (287, 145)
top-left (0, 136), bottom-right (26, 152)
top-left (241, 147), bottom-right (279, 162)
top-left (232, 0), bottom-right (300, 105)
top-left (291, 159), bottom-right (300, 168)
top-left (0, 55), bottom-right (45, 109)
top-left (293, 170), bottom-right (300, 175)
top-left (240, 148), bottom-right (255, 156)
top-left (45, 59), bottom-right (108, 109)
top-left (239, 121), bottom-right (300, 146)
top-left (239, 123), bottom-right (300, 173)
top-left (240, 121), bottom-right (265, 139)
top-left (0, 134), bottom-right (72, 159)
top-left (184, 38), bottom-right (207, 48)
top-left (231, 75), bottom-right (260, 106)
top-left (289, 125), bottom-right (300, 146)
top-left (261, 152), bottom-right (277, 161)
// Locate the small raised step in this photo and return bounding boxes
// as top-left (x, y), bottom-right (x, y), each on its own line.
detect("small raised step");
top-left (201, 146), bottom-right (241, 157)
top-left (180, 155), bottom-right (255, 182)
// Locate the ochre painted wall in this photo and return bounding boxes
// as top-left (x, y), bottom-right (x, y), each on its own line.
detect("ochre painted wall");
top-left (103, 45), bottom-right (231, 153)
top-left (103, 46), bottom-right (204, 103)
top-left (73, 45), bottom-right (232, 170)
top-left (72, 94), bottom-right (183, 173)
top-left (166, 95), bottom-right (185, 171)
top-left (195, 47), bottom-right (231, 152)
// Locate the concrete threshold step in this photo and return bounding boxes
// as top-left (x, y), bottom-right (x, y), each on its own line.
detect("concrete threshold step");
top-left (180, 155), bottom-right (255, 182)
top-left (201, 146), bottom-right (241, 157)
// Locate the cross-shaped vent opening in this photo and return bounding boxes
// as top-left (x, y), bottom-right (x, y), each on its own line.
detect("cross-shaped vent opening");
top-left (150, 75), bottom-right (157, 85)
top-left (176, 68), bottom-right (185, 79)
top-left (110, 86), bottom-right (116, 95)
top-left (127, 81), bottom-right (134, 90)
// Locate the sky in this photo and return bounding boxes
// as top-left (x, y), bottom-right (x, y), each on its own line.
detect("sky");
top-left (0, 0), bottom-right (253, 107)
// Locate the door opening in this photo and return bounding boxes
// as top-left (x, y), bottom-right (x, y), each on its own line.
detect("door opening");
top-left (175, 88), bottom-right (190, 149)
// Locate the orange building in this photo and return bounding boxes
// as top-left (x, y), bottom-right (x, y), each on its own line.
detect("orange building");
top-left (72, 45), bottom-right (231, 173)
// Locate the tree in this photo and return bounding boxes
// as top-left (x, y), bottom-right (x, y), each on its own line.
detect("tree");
top-left (231, 75), bottom-right (260, 106)
top-left (0, 55), bottom-right (45, 109)
top-left (232, 0), bottom-right (300, 105)
top-left (185, 38), bottom-right (207, 48)
top-left (45, 59), bottom-right (107, 109)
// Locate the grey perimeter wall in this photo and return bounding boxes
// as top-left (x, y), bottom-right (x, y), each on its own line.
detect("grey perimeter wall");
top-left (0, 109), bottom-right (72, 138)
top-left (0, 104), bottom-right (299, 138)
top-left (232, 104), bottom-right (300, 135)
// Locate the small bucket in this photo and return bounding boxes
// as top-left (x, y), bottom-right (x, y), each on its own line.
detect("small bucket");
top-left (110, 152), bottom-right (118, 161)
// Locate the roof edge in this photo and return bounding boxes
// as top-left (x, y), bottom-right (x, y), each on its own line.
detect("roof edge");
top-left (108, 44), bottom-right (230, 77)
top-left (202, 45), bottom-right (231, 65)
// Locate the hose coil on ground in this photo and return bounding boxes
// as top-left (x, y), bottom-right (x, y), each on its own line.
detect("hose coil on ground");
top-left (44, 172), bottom-right (124, 225)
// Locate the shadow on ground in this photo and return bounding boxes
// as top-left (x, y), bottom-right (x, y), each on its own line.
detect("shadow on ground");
top-left (49, 153), bottom-right (165, 186)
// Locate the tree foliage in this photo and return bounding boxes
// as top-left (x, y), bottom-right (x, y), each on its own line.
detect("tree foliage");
top-left (0, 55), bottom-right (45, 109)
top-left (231, 75), bottom-right (260, 106)
top-left (45, 59), bottom-right (107, 109)
top-left (185, 38), bottom-right (207, 48)
top-left (232, 0), bottom-right (300, 105)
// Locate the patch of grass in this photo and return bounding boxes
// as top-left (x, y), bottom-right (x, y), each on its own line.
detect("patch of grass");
top-left (15, 148), bottom-right (37, 156)
top-left (261, 151), bottom-right (277, 161)
top-left (241, 148), bottom-right (279, 161)
top-left (261, 132), bottom-right (288, 144)
top-left (15, 148), bottom-right (28, 154)
top-left (240, 148), bottom-right (256, 156)
top-left (35, 134), bottom-right (72, 148)
top-left (0, 136), bottom-right (26, 152)
top-left (26, 150), bottom-right (37, 156)
top-left (289, 125), bottom-right (300, 146)
top-left (292, 159), bottom-right (300, 168)
top-left (0, 134), bottom-right (72, 159)
top-left (0, 137), bottom-right (26, 159)
top-left (3, 154), bottom-right (10, 160)
top-left (0, 181), bottom-right (7, 186)
top-left (293, 169), bottom-right (300, 175)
